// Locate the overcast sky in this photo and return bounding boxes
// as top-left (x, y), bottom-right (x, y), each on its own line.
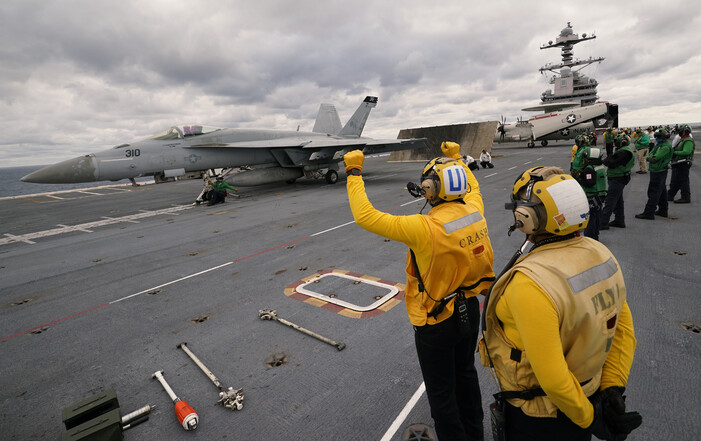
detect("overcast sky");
top-left (1, 0), bottom-right (699, 167)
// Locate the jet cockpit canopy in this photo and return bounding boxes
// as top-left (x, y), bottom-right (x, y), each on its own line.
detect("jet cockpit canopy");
top-left (147, 125), bottom-right (222, 140)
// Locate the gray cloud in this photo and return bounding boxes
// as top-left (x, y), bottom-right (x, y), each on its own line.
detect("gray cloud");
top-left (1, 0), bottom-right (700, 166)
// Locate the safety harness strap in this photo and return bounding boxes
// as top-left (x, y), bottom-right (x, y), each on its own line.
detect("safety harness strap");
top-left (494, 378), bottom-right (591, 401)
top-left (409, 249), bottom-right (495, 319)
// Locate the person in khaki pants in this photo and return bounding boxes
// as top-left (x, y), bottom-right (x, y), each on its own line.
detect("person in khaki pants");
top-left (634, 128), bottom-right (650, 174)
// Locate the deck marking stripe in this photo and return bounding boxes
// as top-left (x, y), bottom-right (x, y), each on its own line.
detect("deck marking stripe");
top-left (484, 173), bottom-right (498, 178)
top-left (0, 205), bottom-right (192, 245)
top-left (20, 197), bottom-right (43, 204)
top-left (0, 304), bottom-right (110, 342)
top-left (365, 173), bottom-right (397, 181)
top-left (401, 199), bottom-right (423, 207)
top-left (2, 199), bottom-right (410, 340)
top-left (508, 166), bottom-right (518, 170)
top-left (311, 221), bottom-right (355, 236)
top-left (379, 382), bottom-right (426, 441)
top-left (109, 262), bottom-right (237, 304)
top-left (109, 237), bottom-right (310, 304)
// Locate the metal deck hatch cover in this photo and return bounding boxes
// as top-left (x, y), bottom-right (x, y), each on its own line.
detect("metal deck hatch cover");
top-left (295, 272), bottom-right (398, 312)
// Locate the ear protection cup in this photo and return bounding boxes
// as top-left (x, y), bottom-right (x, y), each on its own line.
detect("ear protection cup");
top-left (421, 177), bottom-right (439, 200)
top-left (514, 206), bottom-right (539, 234)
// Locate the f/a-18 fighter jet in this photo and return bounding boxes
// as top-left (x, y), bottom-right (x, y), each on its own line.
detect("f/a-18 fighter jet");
top-left (22, 96), bottom-right (426, 187)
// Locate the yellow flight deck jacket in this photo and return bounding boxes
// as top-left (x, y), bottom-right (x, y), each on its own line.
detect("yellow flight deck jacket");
top-left (480, 236), bottom-right (636, 428)
top-left (346, 169), bottom-right (495, 327)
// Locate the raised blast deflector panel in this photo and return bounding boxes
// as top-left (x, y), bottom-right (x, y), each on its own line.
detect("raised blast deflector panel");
top-left (390, 121), bottom-right (498, 161)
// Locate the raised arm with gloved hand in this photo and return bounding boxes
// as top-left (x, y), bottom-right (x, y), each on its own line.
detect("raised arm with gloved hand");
top-left (343, 147), bottom-right (495, 441)
top-left (344, 149), bottom-right (364, 174)
top-left (440, 141), bottom-right (484, 213)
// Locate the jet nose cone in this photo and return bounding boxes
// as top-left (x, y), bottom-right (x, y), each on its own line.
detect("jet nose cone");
top-left (21, 155), bottom-right (98, 183)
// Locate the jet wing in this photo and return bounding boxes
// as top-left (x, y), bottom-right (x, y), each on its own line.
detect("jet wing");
top-left (521, 101), bottom-right (581, 112)
top-left (187, 137), bottom-right (427, 167)
top-left (188, 137), bottom-right (426, 151)
top-left (188, 137), bottom-right (371, 149)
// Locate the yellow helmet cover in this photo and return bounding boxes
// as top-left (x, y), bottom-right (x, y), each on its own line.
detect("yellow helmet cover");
top-left (422, 157), bottom-right (470, 202)
top-left (512, 166), bottom-right (589, 235)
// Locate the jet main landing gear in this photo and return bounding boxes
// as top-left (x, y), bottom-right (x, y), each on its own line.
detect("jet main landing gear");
top-left (325, 169), bottom-right (338, 184)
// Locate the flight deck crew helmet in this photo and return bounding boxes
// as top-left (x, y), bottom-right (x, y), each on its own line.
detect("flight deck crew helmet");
top-left (575, 134), bottom-right (588, 147)
top-left (654, 128), bottom-right (670, 139)
top-left (419, 157), bottom-right (470, 204)
top-left (680, 124), bottom-right (692, 136)
top-left (506, 166), bottom-right (590, 236)
top-left (614, 134), bottom-right (630, 148)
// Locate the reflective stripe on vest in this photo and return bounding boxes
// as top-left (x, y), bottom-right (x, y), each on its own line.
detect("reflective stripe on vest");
top-left (443, 211), bottom-right (483, 234)
top-left (568, 258), bottom-right (618, 293)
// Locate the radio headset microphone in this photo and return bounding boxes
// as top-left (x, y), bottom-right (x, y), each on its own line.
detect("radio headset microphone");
top-left (407, 182), bottom-right (425, 198)
top-left (507, 220), bottom-right (524, 236)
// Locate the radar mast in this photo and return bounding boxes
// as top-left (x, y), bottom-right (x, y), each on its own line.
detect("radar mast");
top-left (538, 22), bottom-right (604, 107)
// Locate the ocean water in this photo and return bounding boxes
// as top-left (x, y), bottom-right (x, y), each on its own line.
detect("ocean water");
top-left (0, 166), bottom-right (153, 198)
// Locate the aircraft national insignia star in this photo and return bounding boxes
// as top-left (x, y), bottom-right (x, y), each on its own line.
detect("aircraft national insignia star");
top-left (566, 114), bottom-right (577, 123)
top-left (185, 154), bottom-right (202, 164)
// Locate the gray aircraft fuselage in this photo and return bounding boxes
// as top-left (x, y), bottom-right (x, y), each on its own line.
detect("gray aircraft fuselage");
top-left (22, 128), bottom-right (342, 184)
top-left (22, 96), bottom-right (426, 185)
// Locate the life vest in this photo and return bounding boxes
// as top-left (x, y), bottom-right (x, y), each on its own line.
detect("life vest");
top-left (672, 137), bottom-right (695, 163)
top-left (404, 202), bottom-right (495, 326)
top-left (607, 145), bottom-right (635, 178)
top-left (647, 140), bottom-right (673, 172)
top-left (481, 236), bottom-right (626, 417)
top-left (573, 147), bottom-right (606, 197)
top-left (603, 131), bottom-right (616, 144)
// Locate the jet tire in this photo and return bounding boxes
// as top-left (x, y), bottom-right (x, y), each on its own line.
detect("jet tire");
top-left (325, 169), bottom-right (339, 184)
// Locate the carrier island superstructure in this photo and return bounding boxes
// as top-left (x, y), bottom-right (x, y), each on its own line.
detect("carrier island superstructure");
top-left (536, 22), bottom-right (605, 108)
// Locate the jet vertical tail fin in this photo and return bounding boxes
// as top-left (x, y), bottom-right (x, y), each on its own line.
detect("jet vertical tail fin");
top-left (312, 104), bottom-right (342, 134)
top-left (338, 96), bottom-right (378, 137)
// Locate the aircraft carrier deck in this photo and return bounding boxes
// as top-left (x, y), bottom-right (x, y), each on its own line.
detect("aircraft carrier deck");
top-left (1, 144), bottom-right (699, 440)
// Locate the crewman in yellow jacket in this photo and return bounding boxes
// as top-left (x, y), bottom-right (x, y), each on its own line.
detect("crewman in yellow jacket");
top-left (344, 142), bottom-right (495, 441)
top-left (479, 166), bottom-right (642, 441)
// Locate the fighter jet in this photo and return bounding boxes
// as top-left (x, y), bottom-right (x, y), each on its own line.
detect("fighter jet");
top-left (494, 101), bottom-right (618, 147)
top-left (22, 96), bottom-right (426, 187)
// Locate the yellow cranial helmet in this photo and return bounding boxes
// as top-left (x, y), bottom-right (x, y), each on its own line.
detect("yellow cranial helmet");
top-left (420, 157), bottom-right (470, 203)
top-left (507, 166), bottom-right (589, 236)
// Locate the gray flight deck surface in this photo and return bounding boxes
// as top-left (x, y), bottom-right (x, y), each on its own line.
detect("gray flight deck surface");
top-left (1, 144), bottom-right (699, 441)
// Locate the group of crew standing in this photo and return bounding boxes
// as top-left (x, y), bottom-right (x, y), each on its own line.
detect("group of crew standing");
top-left (570, 124), bottom-right (694, 240)
top-left (343, 141), bottom-right (643, 441)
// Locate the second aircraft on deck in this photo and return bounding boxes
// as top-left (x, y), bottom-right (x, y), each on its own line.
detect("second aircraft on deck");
top-left (494, 101), bottom-right (618, 147)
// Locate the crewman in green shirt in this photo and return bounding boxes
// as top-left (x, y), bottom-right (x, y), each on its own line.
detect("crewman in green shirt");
top-left (636, 128), bottom-right (673, 219)
top-left (667, 124), bottom-right (694, 203)
top-left (208, 176), bottom-right (237, 206)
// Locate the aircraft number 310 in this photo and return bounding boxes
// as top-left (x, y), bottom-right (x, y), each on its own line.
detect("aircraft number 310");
top-left (125, 149), bottom-right (141, 157)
